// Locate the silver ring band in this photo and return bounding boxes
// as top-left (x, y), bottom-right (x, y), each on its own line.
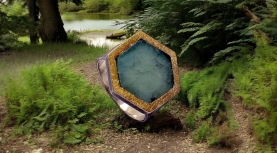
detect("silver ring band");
top-left (97, 57), bottom-right (151, 122)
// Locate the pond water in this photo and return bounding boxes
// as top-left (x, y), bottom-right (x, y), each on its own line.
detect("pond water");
top-left (62, 13), bottom-right (131, 31)
top-left (62, 13), bottom-right (131, 48)
top-left (80, 36), bottom-right (123, 49)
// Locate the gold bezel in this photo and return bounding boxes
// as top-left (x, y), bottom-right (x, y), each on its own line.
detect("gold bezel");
top-left (107, 31), bottom-right (180, 113)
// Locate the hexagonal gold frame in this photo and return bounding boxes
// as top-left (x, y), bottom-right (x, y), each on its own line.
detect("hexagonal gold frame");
top-left (107, 31), bottom-right (180, 113)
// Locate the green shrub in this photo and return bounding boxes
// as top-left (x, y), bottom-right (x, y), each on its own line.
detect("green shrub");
top-left (4, 60), bottom-right (116, 144)
top-left (179, 60), bottom-right (242, 148)
top-left (180, 35), bottom-right (277, 148)
top-left (234, 36), bottom-right (277, 146)
top-left (184, 110), bottom-right (196, 129)
top-left (192, 119), bottom-right (237, 148)
top-left (1, 0), bottom-right (28, 16)
top-left (0, 33), bottom-right (23, 51)
top-left (66, 30), bottom-right (87, 44)
top-left (179, 62), bottom-right (232, 119)
top-left (59, 2), bottom-right (82, 13)
top-left (192, 120), bottom-right (210, 143)
top-left (0, 10), bottom-right (25, 51)
top-left (207, 122), bottom-right (237, 148)
top-left (83, 0), bottom-right (109, 13)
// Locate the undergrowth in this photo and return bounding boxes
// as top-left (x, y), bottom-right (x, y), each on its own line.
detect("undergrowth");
top-left (4, 60), bottom-right (117, 144)
top-left (180, 35), bottom-right (277, 150)
top-left (179, 62), bottom-right (232, 119)
top-left (0, 43), bottom-right (106, 96)
top-left (234, 36), bottom-right (277, 149)
top-left (179, 59), bottom-right (247, 148)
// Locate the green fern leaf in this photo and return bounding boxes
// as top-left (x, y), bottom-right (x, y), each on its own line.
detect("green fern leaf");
top-left (189, 8), bottom-right (205, 17)
top-left (190, 22), bottom-right (222, 39)
top-left (210, 46), bottom-right (242, 64)
top-left (179, 36), bottom-right (208, 56)
top-left (180, 22), bottom-right (204, 28)
top-left (68, 119), bottom-right (79, 124)
top-left (227, 39), bottom-right (254, 45)
top-left (77, 112), bottom-right (87, 118)
top-left (178, 27), bottom-right (202, 33)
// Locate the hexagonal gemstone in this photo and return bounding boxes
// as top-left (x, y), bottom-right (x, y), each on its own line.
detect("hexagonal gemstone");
top-left (116, 39), bottom-right (174, 103)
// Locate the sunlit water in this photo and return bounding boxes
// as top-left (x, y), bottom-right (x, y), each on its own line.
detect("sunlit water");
top-left (80, 36), bottom-right (123, 49)
top-left (62, 13), bottom-right (131, 31)
top-left (62, 13), bottom-right (130, 48)
top-left (63, 20), bottom-right (125, 31)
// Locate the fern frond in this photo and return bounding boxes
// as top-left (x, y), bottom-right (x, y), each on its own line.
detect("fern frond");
top-left (180, 22), bottom-right (204, 28)
top-left (225, 18), bottom-right (245, 30)
top-left (178, 22), bottom-right (203, 33)
top-left (205, 0), bottom-right (233, 4)
top-left (189, 8), bottom-right (206, 17)
top-left (178, 27), bottom-right (202, 33)
top-left (247, 24), bottom-right (264, 30)
top-left (189, 22), bottom-right (222, 39)
top-left (180, 36), bottom-right (208, 56)
top-left (227, 39), bottom-right (254, 45)
top-left (210, 46), bottom-right (242, 64)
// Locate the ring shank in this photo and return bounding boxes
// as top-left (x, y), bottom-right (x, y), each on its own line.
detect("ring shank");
top-left (97, 58), bottom-right (147, 121)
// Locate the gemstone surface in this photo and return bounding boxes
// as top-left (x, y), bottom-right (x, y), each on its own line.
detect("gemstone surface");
top-left (116, 39), bottom-right (174, 103)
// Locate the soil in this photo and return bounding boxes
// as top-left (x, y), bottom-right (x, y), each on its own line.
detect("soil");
top-left (0, 32), bottom-right (258, 153)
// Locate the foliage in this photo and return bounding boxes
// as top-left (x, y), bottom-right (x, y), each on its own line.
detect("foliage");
top-left (0, 10), bottom-right (25, 51)
top-left (260, 0), bottom-right (277, 43)
top-left (123, 0), bottom-right (277, 65)
top-left (1, 0), bottom-right (28, 16)
top-left (83, 0), bottom-right (109, 13)
top-left (0, 42), bottom-right (106, 101)
top-left (207, 122), bottom-right (236, 148)
top-left (177, 0), bottom-right (263, 64)
top-left (192, 120), bottom-right (210, 143)
top-left (192, 116), bottom-right (237, 148)
top-left (120, 0), bottom-right (277, 149)
top-left (179, 28), bottom-right (277, 149)
top-left (108, 0), bottom-right (138, 15)
top-left (4, 60), bottom-right (116, 144)
top-left (234, 36), bottom-right (277, 146)
top-left (60, 0), bottom-right (83, 6)
top-left (59, 2), bottom-right (82, 13)
top-left (0, 0), bottom-right (30, 34)
top-left (184, 110), bottom-right (196, 129)
top-left (66, 30), bottom-right (87, 44)
top-left (179, 0), bottom-right (277, 64)
top-left (179, 60), bottom-right (242, 147)
top-left (82, 0), bottom-right (139, 14)
top-left (123, 0), bottom-right (187, 50)
top-left (0, 32), bottom-right (23, 51)
top-left (179, 62), bottom-right (233, 119)
top-left (0, 1), bottom-right (35, 51)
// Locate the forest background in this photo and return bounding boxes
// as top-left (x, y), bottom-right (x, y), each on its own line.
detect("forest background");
top-left (1, 0), bottom-right (277, 152)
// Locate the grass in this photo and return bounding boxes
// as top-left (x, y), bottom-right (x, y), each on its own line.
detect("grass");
top-left (0, 43), bottom-right (108, 96)
top-left (18, 36), bottom-right (43, 45)
top-left (1, 42), bottom-right (119, 145)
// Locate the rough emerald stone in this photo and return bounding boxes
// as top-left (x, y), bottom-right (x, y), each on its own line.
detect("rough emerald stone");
top-left (116, 39), bottom-right (174, 103)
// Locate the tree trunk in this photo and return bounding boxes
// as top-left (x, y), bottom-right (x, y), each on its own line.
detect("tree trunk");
top-left (37, 0), bottom-right (67, 43)
top-left (27, 0), bottom-right (39, 44)
top-left (241, 6), bottom-right (272, 44)
top-left (137, 0), bottom-right (143, 10)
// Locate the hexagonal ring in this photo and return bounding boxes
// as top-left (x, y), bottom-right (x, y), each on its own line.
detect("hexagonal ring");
top-left (96, 31), bottom-right (180, 122)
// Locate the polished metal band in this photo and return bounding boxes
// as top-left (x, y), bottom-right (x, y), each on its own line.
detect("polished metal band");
top-left (96, 56), bottom-right (154, 122)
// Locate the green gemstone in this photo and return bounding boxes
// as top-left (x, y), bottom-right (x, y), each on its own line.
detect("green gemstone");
top-left (116, 39), bottom-right (174, 103)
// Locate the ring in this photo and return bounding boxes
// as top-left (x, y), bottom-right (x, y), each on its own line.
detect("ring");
top-left (96, 31), bottom-right (180, 122)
